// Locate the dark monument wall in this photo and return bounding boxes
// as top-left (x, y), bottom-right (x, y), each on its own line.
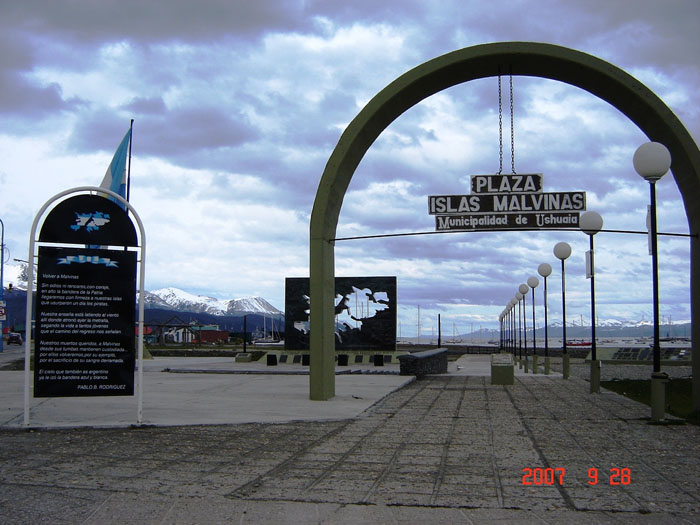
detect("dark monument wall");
top-left (285, 276), bottom-right (396, 350)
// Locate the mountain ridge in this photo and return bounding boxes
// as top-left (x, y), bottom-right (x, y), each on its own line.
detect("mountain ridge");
top-left (142, 287), bottom-right (283, 317)
top-left (3, 262), bottom-right (283, 317)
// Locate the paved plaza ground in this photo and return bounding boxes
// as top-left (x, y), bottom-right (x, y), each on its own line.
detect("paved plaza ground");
top-left (0, 351), bottom-right (698, 523)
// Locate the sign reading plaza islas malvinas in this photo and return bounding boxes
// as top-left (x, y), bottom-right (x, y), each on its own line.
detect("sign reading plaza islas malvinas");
top-left (429, 174), bottom-right (585, 231)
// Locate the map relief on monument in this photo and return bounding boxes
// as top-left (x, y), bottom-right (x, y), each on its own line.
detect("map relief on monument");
top-left (284, 277), bottom-right (397, 350)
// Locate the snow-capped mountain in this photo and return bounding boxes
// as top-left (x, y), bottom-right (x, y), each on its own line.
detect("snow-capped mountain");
top-left (3, 262), bottom-right (283, 317)
top-left (143, 287), bottom-right (283, 317)
top-left (545, 318), bottom-right (683, 329)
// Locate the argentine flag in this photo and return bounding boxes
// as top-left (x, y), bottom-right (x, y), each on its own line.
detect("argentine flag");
top-left (99, 126), bottom-right (132, 209)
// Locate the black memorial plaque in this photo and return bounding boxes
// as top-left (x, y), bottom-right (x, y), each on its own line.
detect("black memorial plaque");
top-left (285, 276), bottom-right (396, 351)
top-left (34, 246), bottom-right (137, 397)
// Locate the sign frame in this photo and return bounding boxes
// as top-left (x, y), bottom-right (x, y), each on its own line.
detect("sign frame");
top-left (428, 173), bottom-right (587, 232)
top-left (23, 187), bottom-right (147, 426)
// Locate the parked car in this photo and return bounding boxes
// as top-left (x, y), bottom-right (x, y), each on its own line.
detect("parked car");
top-left (7, 333), bottom-right (22, 345)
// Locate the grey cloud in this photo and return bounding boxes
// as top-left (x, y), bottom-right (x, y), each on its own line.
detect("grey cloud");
top-left (0, 72), bottom-right (78, 117)
top-left (4, 1), bottom-right (312, 44)
top-left (0, 33), bottom-right (34, 70)
top-left (398, 277), bottom-right (516, 310)
top-left (124, 96), bottom-right (167, 115)
top-left (573, 0), bottom-right (700, 68)
top-left (0, 33), bottom-right (81, 119)
top-left (343, 233), bottom-right (543, 270)
top-left (245, 89), bottom-right (354, 150)
top-left (69, 106), bottom-right (259, 155)
top-left (68, 113), bottom-right (134, 152)
top-left (142, 108), bottom-right (259, 154)
top-left (306, 0), bottom-right (427, 25)
top-left (132, 139), bottom-right (326, 212)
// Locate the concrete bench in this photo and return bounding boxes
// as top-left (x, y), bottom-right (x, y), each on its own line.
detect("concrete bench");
top-left (491, 353), bottom-right (514, 385)
top-left (398, 348), bottom-right (448, 377)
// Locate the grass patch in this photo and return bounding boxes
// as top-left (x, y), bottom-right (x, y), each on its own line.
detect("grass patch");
top-left (601, 378), bottom-right (697, 423)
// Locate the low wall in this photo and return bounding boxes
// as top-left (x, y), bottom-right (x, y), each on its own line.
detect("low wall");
top-left (398, 348), bottom-right (448, 377)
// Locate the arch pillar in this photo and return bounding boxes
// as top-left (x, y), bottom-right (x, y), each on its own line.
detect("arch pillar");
top-left (309, 42), bottom-right (700, 411)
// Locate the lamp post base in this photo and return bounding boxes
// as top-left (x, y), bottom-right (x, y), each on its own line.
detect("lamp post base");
top-left (562, 354), bottom-right (570, 379)
top-left (651, 371), bottom-right (669, 422)
top-left (532, 355), bottom-right (539, 374)
top-left (544, 356), bottom-right (550, 375)
top-left (590, 360), bottom-right (600, 393)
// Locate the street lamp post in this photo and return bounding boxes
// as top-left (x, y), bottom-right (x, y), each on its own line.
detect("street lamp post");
top-left (580, 211), bottom-right (604, 393)
top-left (499, 312), bottom-right (504, 351)
top-left (506, 301), bottom-right (512, 355)
top-left (519, 284), bottom-right (529, 373)
top-left (528, 276), bottom-right (539, 373)
top-left (511, 299), bottom-right (518, 356)
top-left (508, 308), bottom-right (512, 353)
top-left (634, 141), bottom-right (672, 422)
top-left (516, 292), bottom-right (524, 367)
top-left (0, 218), bottom-right (4, 353)
top-left (538, 263), bottom-right (552, 374)
top-left (509, 301), bottom-right (515, 355)
top-left (553, 242), bottom-right (572, 379)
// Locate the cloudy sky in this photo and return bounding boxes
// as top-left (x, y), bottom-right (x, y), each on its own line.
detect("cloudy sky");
top-left (1, 1), bottom-right (698, 336)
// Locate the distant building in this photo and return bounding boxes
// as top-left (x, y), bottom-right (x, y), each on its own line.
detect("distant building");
top-left (135, 325), bottom-right (156, 344)
top-left (163, 326), bottom-right (194, 344)
top-left (191, 324), bottom-right (229, 344)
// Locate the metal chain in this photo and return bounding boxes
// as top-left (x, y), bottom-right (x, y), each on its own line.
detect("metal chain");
top-left (510, 73), bottom-right (516, 174)
top-left (498, 74), bottom-right (503, 175)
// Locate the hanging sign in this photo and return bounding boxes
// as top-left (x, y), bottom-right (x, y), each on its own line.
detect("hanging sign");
top-left (429, 173), bottom-right (586, 231)
top-left (471, 174), bottom-right (543, 194)
top-left (436, 212), bottom-right (580, 231)
top-left (428, 192), bottom-right (585, 215)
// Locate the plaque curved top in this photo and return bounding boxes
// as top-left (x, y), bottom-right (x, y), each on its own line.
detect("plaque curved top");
top-left (39, 193), bottom-right (138, 246)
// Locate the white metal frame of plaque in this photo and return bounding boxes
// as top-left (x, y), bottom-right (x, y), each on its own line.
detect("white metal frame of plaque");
top-left (23, 187), bottom-right (147, 427)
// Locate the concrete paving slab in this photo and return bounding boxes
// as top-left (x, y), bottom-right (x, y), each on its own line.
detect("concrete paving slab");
top-left (0, 354), bottom-right (698, 523)
top-left (1, 356), bottom-right (412, 428)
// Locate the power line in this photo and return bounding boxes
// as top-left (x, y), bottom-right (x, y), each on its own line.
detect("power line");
top-left (331, 228), bottom-right (695, 242)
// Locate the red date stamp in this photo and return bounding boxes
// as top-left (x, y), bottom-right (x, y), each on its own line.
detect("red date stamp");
top-left (522, 467), bottom-right (631, 486)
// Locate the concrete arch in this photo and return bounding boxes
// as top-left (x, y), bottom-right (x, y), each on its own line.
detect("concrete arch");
top-left (309, 42), bottom-right (700, 406)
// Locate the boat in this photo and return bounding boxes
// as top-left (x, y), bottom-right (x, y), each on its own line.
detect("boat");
top-left (252, 315), bottom-right (283, 345)
top-left (568, 340), bottom-right (591, 347)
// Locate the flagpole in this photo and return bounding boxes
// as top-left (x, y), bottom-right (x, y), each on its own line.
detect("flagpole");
top-left (126, 119), bottom-right (134, 211)
top-left (123, 119), bottom-right (143, 424)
